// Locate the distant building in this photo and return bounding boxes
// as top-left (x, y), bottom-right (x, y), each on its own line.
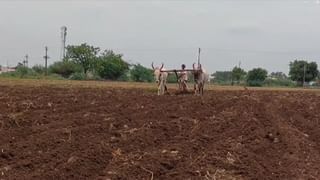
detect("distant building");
top-left (0, 66), bottom-right (17, 74)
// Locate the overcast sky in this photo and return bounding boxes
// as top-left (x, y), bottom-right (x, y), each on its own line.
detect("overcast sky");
top-left (1, 0), bottom-right (320, 74)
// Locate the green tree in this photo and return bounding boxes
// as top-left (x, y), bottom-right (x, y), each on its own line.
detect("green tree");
top-left (96, 50), bottom-right (129, 80)
top-left (212, 71), bottom-right (233, 85)
top-left (32, 64), bottom-right (45, 74)
top-left (66, 43), bottom-right (100, 74)
top-left (247, 68), bottom-right (268, 87)
top-left (49, 61), bottom-right (82, 78)
top-left (232, 66), bottom-right (246, 85)
top-left (130, 64), bottom-right (153, 82)
top-left (270, 72), bottom-right (288, 80)
top-left (289, 60), bottom-right (319, 86)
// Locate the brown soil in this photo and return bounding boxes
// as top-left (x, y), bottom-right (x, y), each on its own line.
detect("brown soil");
top-left (0, 85), bottom-right (320, 180)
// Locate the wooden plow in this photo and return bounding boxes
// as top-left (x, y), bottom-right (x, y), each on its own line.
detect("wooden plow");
top-left (153, 48), bottom-right (206, 94)
top-left (160, 69), bottom-right (199, 73)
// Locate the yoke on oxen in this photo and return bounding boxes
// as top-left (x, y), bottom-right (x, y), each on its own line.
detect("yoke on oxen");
top-left (155, 64), bottom-right (207, 95)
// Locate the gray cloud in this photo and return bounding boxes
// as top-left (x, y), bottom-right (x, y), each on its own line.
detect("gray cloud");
top-left (1, 0), bottom-right (320, 74)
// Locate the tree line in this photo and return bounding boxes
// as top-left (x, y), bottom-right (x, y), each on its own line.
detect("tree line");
top-left (213, 60), bottom-right (319, 87)
top-left (1, 43), bottom-right (154, 82)
top-left (1, 43), bottom-right (319, 87)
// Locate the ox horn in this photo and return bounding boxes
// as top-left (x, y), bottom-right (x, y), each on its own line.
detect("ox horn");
top-left (160, 63), bottom-right (164, 70)
top-left (151, 62), bottom-right (155, 70)
top-left (198, 64), bottom-right (203, 73)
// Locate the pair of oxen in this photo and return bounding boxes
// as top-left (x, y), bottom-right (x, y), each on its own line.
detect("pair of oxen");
top-left (151, 63), bottom-right (209, 96)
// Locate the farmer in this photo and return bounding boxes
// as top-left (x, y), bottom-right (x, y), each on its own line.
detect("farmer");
top-left (176, 64), bottom-right (188, 92)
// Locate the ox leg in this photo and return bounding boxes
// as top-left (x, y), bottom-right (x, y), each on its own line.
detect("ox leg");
top-left (160, 82), bottom-right (165, 95)
top-left (200, 83), bottom-right (204, 95)
top-left (157, 83), bottom-right (162, 95)
top-left (185, 82), bottom-right (189, 92)
top-left (196, 84), bottom-right (200, 95)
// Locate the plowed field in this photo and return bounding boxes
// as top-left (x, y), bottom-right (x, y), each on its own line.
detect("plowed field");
top-left (0, 80), bottom-right (320, 180)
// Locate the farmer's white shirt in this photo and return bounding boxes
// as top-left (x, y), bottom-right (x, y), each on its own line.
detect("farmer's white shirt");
top-left (180, 71), bottom-right (188, 81)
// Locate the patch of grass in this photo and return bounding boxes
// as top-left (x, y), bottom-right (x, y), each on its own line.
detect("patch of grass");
top-left (0, 77), bottom-right (319, 93)
top-left (0, 72), bottom-right (64, 80)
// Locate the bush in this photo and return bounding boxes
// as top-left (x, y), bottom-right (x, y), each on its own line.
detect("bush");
top-left (264, 78), bottom-right (296, 87)
top-left (45, 74), bottom-right (64, 80)
top-left (16, 66), bottom-right (30, 78)
top-left (247, 80), bottom-right (264, 87)
top-left (32, 64), bottom-right (46, 74)
top-left (69, 72), bottom-right (87, 80)
top-left (8, 66), bottom-right (38, 78)
top-left (130, 64), bottom-right (153, 82)
top-left (212, 71), bottom-right (233, 85)
top-left (69, 71), bottom-right (101, 81)
top-left (49, 61), bottom-right (82, 78)
top-left (117, 72), bottom-right (130, 82)
top-left (85, 72), bottom-right (102, 81)
top-left (0, 66), bottom-right (65, 80)
top-left (0, 71), bottom-right (18, 78)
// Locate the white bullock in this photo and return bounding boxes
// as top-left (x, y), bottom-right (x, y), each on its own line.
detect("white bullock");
top-left (152, 63), bottom-right (168, 95)
top-left (192, 63), bottom-right (209, 95)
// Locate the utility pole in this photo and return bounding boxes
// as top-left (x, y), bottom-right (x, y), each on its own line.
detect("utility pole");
top-left (60, 26), bottom-right (67, 61)
top-left (23, 54), bottom-right (29, 67)
top-left (239, 61), bottom-right (242, 68)
top-left (303, 63), bottom-right (306, 87)
top-left (197, 48), bottom-right (201, 66)
top-left (25, 54), bottom-right (28, 67)
top-left (43, 46), bottom-right (49, 76)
